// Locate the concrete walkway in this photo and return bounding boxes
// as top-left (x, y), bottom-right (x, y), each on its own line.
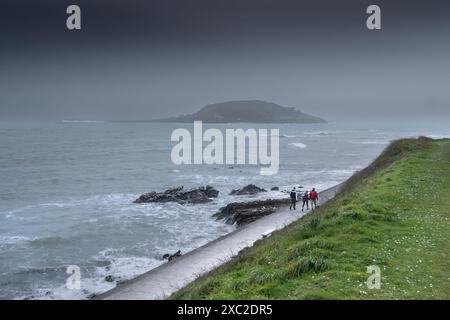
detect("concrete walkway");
top-left (97, 184), bottom-right (342, 300)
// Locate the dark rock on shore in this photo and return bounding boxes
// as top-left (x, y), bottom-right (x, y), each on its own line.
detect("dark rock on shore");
top-left (270, 186), bottom-right (279, 191)
top-left (229, 184), bottom-right (266, 196)
top-left (213, 198), bottom-right (289, 226)
top-left (134, 186), bottom-right (219, 204)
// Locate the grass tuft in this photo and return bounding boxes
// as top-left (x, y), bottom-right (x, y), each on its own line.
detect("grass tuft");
top-left (283, 257), bottom-right (329, 278)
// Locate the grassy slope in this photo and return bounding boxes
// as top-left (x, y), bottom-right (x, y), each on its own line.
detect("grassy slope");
top-left (173, 138), bottom-right (450, 299)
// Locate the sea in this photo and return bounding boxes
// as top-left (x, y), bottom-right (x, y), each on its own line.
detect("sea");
top-left (0, 119), bottom-right (449, 299)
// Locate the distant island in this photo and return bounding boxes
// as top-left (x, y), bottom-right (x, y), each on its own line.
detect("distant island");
top-left (147, 100), bottom-right (326, 124)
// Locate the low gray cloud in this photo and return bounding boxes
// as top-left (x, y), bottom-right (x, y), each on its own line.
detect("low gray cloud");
top-left (1, 0), bottom-right (449, 120)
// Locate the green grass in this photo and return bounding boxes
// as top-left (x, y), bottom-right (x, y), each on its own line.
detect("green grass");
top-left (172, 137), bottom-right (450, 300)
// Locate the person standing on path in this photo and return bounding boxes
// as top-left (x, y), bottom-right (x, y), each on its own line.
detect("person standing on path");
top-left (302, 191), bottom-right (309, 211)
top-left (289, 187), bottom-right (297, 210)
top-left (309, 188), bottom-right (318, 210)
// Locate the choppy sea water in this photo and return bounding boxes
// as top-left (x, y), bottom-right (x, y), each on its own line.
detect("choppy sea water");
top-left (0, 119), bottom-right (449, 299)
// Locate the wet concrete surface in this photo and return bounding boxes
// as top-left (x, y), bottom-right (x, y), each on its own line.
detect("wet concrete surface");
top-left (97, 184), bottom-right (342, 300)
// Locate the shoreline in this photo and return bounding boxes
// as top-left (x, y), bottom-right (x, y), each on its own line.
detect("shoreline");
top-left (95, 184), bottom-right (342, 300)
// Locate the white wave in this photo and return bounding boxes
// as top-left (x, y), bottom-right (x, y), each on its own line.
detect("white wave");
top-left (289, 142), bottom-right (307, 149)
top-left (303, 131), bottom-right (334, 136)
top-left (20, 274), bottom-right (117, 300)
top-left (327, 169), bottom-right (359, 175)
top-left (426, 134), bottom-right (450, 139)
top-left (302, 167), bottom-right (362, 176)
top-left (61, 120), bottom-right (105, 123)
top-left (1, 235), bottom-right (73, 248)
top-left (1, 193), bottom-right (138, 217)
top-left (348, 140), bottom-right (388, 145)
top-left (22, 250), bottom-right (164, 300)
top-left (0, 235), bottom-right (30, 247)
top-left (95, 255), bottom-right (161, 283)
top-left (281, 134), bottom-right (296, 138)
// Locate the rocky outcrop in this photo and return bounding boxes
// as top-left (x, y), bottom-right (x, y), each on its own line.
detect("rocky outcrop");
top-left (213, 198), bottom-right (289, 226)
top-left (270, 186), bottom-right (279, 191)
top-left (153, 100), bottom-right (327, 124)
top-left (229, 184), bottom-right (266, 196)
top-left (134, 186), bottom-right (219, 204)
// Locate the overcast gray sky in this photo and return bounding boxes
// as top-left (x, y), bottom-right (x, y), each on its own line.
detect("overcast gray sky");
top-left (0, 0), bottom-right (449, 120)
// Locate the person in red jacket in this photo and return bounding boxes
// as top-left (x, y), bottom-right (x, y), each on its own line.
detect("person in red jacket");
top-left (309, 188), bottom-right (318, 210)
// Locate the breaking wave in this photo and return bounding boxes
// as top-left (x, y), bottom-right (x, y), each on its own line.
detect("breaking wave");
top-left (289, 142), bottom-right (307, 149)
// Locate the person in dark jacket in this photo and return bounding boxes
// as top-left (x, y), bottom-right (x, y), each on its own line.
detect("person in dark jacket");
top-left (289, 187), bottom-right (297, 210)
top-left (302, 191), bottom-right (309, 211)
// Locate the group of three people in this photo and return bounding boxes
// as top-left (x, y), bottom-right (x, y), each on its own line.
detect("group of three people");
top-left (289, 187), bottom-right (318, 211)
